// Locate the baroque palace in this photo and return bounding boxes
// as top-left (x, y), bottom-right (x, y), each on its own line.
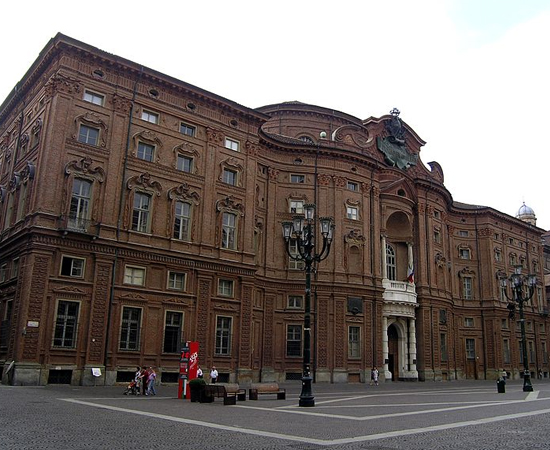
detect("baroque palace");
top-left (0, 34), bottom-right (547, 386)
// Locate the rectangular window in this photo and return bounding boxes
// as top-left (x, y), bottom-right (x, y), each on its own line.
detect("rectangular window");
top-left (347, 206), bottom-right (358, 220)
top-left (16, 183), bottom-right (27, 221)
top-left (60, 256), bottom-right (85, 278)
top-left (177, 154), bottom-right (193, 173)
top-left (69, 178), bottom-right (92, 231)
top-left (288, 295), bottom-right (303, 309)
top-left (132, 192), bottom-right (151, 233)
top-left (462, 277), bottom-right (473, 300)
top-left (439, 309), bottom-right (447, 324)
top-left (124, 266), bottom-right (146, 286)
top-left (83, 90), bottom-right (104, 106)
top-left (180, 123), bottom-right (196, 137)
top-left (222, 212), bottom-right (237, 249)
top-left (0, 264), bottom-right (7, 283)
top-left (495, 250), bottom-right (502, 262)
top-left (53, 301), bottom-right (79, 348)
top-left (120, 307), bottom-right (141, 350)
top-left (291, 174), bottom-right (305, 183)
top-left (78, 125), bottom-right (99, 146)
top-left (224, 137), bottom-right (239, 151)
top-left (168, 271), bottom-right (186, 290)
top-left (440, 333), bottom-right (448, 361)
top-left (459, 248), bottom-right (471, 259)
top-left (286, 325), bottom-right (302, 356)
top-left (543, 341), bottom-right (548, 364)
top-left (137, 142), bottom-right (155, 162)
top-left (215, 316), bottom-right (232, 355)
top-left (465, 338), bottom-right (475, 359)
top-left (11, 258), bottom-right (19, 279)
top-left (289, 239), bottom-right (305, 270)
top-left (503, 339), bottom-right (511, 363)
top-left (290, 200), bottom-right (304, 214)
top-left (223, 168), bottom-right (237, 186)
top-left (348, 326), bottom-right (360, 358)
top-left (464, 317), bottom-right (474, 327)
top-left (141, 110), bottom-right (159, 124)
top-left (218, 279), bottom-right (234, 297)
top-left (434, 230), bottom-right (441, 244)
top-left (501, 318), bottom-right (509, 329)
top-left (347, 181), bottom-right (358, 191)
top-left (459, 230), bottom-right (469, 237)
top-left (173, 201), bottom-right (191, 240)
top-left (163, 311), bottom-right (183, 353)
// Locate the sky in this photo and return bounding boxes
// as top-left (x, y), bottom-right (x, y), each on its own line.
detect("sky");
top-left (1, 0), bottom-right (548, 230)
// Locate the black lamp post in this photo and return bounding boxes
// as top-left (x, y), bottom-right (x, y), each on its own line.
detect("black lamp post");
top-left (282, 204), bottom-right (334, 407)
top-left (499, 264), bottom-right (537, 392)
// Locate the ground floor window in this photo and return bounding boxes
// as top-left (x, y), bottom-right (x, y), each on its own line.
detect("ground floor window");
top-left (286, 324), bottom-right (302, 357)
top-left (53, 301), bottom-right (79, 348)
top-left (120, 307), bottom-right (141, 351)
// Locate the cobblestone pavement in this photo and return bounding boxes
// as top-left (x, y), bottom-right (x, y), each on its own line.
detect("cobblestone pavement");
top-left (2, 379), bottom-right (550, 449)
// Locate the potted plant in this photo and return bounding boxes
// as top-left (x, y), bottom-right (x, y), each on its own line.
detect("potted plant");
top-left (188, 377), bottom-right (206, 402)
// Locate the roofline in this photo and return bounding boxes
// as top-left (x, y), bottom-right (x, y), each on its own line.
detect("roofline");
top-left (0, 33), bottom-right (269, 123)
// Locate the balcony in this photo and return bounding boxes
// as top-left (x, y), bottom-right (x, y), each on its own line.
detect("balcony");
top-left (58, 215), bottom-right (99, 238)
top-left (382, 279), bottom-right (418, 317)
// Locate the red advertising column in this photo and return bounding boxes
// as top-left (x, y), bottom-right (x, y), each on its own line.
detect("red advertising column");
top-left (186, 341), bottom-right (199, 400)
top-left (178, 342), bottom-right (190, 399)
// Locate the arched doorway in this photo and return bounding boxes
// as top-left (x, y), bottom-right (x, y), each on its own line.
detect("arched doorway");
top-left (388, 324), bottom-right (399, 381)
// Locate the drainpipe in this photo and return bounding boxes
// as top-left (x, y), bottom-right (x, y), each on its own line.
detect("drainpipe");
top-left (103, 67), bottom-right (143, 381)
top-left (474, 213), bottom-right (487, 379)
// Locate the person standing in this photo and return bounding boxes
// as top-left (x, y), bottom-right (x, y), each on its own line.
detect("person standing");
top-left (197, 366), bottom-right (203, 378)
top-left (141, 366), bottom-right (149, 395)
top-left (210, 366), bottom-right (218, 383)
top-left (146, 367), bottom-right (157, 396)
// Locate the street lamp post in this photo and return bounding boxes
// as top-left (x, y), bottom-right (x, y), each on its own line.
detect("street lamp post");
top-left (282, 204), bottom-right (334, 407)
top-left (499, 264), bottom-right (537, 392)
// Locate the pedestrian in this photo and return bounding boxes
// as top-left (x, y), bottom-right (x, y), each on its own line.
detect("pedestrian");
top-left (501, 369), bottom-right (507, 381)
top-left (141, 366), bottom-right (149, 395)
top-left (134, 366), bottom-right (143, 395)
top-left (539, 368), bottom-right (543, 380)
top-left (197, 366), bottom-right (203, 378)
top-left (210, 366), bottom-right (218, 383)
top-left (146, 367), bottom-right (157, 396)
top-left (371, 367), bottom-right (379, 386)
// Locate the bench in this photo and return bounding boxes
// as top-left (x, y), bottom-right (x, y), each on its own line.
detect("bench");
top-left (202, 383), bottom-right (246, 405)
top-left (248, 382), bottom-right (286, 400)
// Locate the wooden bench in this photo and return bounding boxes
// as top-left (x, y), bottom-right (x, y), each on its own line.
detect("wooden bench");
top-left (248, 382), bottom-right (286, 400)
top-left (202, 383), bottom-right (246, 405)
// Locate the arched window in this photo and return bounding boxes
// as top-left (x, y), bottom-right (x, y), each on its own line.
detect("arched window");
top-left (386, 244), bottom-right (396, 281)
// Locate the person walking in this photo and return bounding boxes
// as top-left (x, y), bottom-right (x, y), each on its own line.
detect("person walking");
top-left (371, 367), bottom-right (379, 386)
top-left (210, 366), bottom-right (218, 383)
top-left (146, 367), bottom-right (157, 396)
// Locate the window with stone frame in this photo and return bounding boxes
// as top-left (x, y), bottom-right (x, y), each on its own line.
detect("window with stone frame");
top-left (168, 271), bottom-right (186, 290)
top-left (173, 201), bottom-right (191, 240)
top-left (215, 316), bottom-right (232, 355)
top-left (53, 300), bottom-right (80, 348)
top-left (287, 295), bottom-right (303, 309)
top-left (119, 306), bottom-right (142, 351)
top-left (286, 324), bottom-right (302, 357)
top-left (163, 311), bottom-right (183, 353)
top-left (348, 326), bottom-right (360, 358)
top-left (141, 109), bottom-right (159, 124)
top-left (78, 124), bottom-right (99, 146)
top-left (222, 212), bottom-right (237, 249)
top-left (132, 191), bottom-right (152, 233)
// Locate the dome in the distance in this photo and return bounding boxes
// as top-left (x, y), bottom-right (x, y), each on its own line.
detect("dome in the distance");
top-left (516, 202), bottom-right (536, 226)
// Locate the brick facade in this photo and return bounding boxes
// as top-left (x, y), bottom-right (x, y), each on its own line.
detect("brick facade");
top-left (0, 34), bottom-right (547, 385)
